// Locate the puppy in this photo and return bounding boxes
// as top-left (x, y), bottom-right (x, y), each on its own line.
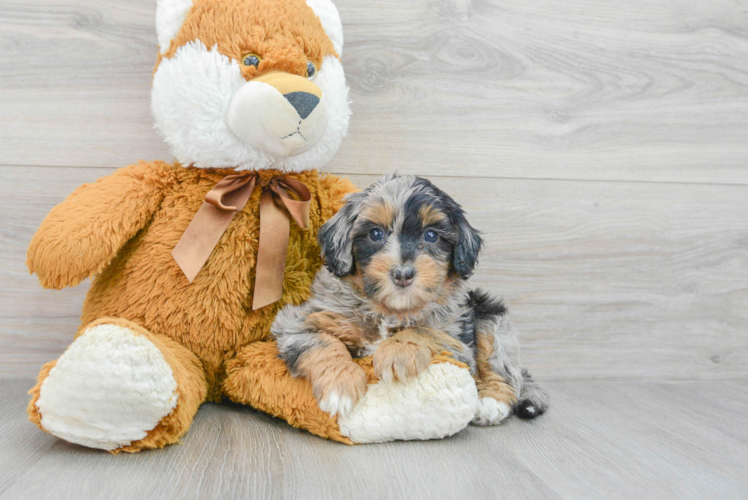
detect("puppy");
top-left (272, 173), bottom-right (548, 424)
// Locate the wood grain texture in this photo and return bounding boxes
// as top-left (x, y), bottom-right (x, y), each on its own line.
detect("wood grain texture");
top-left (1, 0), bottom-right (747, 183)
top-left (1, 379), bottom-right (746, 499)
top-left (2, 167), bottom-right (747, 380)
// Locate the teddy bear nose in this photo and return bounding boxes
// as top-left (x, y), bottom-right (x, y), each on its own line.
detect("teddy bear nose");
top-left (391, 265), bottom-right (416, 287)
top-left (284, 92), bottom-right (320, 120)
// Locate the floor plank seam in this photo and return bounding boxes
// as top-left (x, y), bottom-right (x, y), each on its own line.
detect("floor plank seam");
top-left (2, 164), bottom-right (748, 189)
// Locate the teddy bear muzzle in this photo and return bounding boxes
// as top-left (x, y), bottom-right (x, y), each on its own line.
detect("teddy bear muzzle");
top-left (226, 71), bottom-right (328, 158)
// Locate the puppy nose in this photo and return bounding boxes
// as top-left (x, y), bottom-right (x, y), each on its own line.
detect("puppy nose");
top-left (391, 265), bottom-right (416, 287)
top-left (284, 92), bottom-right (320, 119)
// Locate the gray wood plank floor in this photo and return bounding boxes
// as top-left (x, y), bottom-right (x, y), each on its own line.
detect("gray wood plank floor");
top-left (1, 379), bottom-right (746, 500)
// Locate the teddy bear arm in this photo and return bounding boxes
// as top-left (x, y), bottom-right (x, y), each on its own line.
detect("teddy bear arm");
top-left (27, 162), bottom-right (171, 289)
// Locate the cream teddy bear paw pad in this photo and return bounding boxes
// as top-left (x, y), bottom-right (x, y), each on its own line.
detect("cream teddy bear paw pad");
top-left (338, 363), bottom-right (478, 444)
top-left (36, 323), bottom-right (178, 450)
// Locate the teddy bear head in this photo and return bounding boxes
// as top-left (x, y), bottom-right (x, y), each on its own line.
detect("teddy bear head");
top-left (152, 0), bottom-right (350, 172)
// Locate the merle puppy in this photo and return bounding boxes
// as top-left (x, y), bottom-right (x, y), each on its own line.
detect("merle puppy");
top-left (272, 173), bottom-right (548, 424)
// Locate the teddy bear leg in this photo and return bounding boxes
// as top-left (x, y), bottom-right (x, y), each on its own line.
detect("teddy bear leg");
top-left (223, 342), bottom-right (478, 444)
top-left (223, 341), bottom-right (354, 443)
top-left (338, 356), bottom-right (479, 444)
top-left (28, 317), bottom-right (207, 452)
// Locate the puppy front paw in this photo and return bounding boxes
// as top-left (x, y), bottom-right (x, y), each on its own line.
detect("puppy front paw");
top-left (312, 361), bottom-right (367, 418)
top-left (373, 338), bottom-right (432, 383)
top-left (472, 397), bottom-right (511, 426)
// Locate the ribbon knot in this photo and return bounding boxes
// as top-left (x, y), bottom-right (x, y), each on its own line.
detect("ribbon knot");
top-left (172, 173), bottom-right (311, 310)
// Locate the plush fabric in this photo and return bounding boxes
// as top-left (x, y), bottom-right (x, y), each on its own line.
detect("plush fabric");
top-left (29, 317), bottom-right (207, 452)
top-left (159, 0), bottom-right (337, 70)
top-left (151, 0), bottom-right (350, 172)
top-left (337, 361), bottom-right (479, 444)
top-left (224, 346), bottom-right (474, 444)
top-left (35, 322), bottom-right (179, 450)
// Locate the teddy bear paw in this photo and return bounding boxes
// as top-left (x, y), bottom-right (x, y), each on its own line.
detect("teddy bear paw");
top-left (471, 397), bottom-right (511, 426)
top-left (337, 362), bottom-right (478, 443)
top-left (35, 323), bottom-right (178, 450)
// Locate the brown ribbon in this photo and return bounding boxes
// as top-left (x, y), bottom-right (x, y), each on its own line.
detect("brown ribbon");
top-left (172, 174), bottom-right (311, 310)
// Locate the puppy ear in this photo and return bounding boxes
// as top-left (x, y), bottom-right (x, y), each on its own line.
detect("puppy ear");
top-left (318, 192), bottom-right (364, 277)
top-left (450, 209), bottom-right (483, 279)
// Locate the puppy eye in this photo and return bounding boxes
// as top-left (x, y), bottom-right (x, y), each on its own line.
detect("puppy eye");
top-left (369, 228), bottom-right (385, 241)
top-left (424, 230), bottom-right (438, 243)
top-left (306, 61), bottom-right (317, 79)
top-left (242, 54), bottom-right (261, 68)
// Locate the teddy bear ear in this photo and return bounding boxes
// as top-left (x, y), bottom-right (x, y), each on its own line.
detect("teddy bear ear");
top-left (156, 0), bottom-right (194, 54)
top-left (306, 0), bottom-right (344, 56)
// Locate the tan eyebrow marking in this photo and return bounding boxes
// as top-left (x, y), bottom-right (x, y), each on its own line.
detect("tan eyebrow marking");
top-left (360, 199), bottom-right (394, 228)
top-left (419, 204), bottom-right (447, 226)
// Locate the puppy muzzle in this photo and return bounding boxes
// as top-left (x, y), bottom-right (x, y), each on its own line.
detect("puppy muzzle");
top-left (226, 72), bottom-right (328, 158)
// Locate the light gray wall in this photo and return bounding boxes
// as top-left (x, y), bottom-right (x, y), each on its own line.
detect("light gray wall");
top-left (1, 0), bottom-right (747, 380)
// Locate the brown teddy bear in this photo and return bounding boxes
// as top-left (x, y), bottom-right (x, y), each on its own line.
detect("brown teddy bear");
top-left (26, 0), bottom-right (479, 452)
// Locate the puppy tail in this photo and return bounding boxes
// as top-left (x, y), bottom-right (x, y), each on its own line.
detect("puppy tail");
top-left (514, 368), bottom-right (549, 419)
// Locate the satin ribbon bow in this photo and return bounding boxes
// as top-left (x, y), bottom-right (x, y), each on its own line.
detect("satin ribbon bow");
top-left (172, 173), bottom-right (311, 310)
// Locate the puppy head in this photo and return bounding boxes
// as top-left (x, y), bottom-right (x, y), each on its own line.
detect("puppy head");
top-left (319, 174), bottom-right (483, 312)
top-left (151, 0), bottom-right (349, 172)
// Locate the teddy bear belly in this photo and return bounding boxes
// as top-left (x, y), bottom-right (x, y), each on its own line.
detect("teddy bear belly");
top-left (79, 216), bottom-right (322, 399)
top-left (74, 168), bottom-right (352, 400)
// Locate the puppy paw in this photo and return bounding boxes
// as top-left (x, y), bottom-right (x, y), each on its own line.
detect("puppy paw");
top-left (373, 339), bottom-right (432, 383)
top-left (472, 397), bottom-right (511, 426)
top-left (312, 362), bottom-right (367, 418)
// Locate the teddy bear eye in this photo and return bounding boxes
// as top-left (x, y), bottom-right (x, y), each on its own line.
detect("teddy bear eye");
top-left (306, 61), bottom-right (317, 80)
top-left (242, 54), bottom-right (261, 68)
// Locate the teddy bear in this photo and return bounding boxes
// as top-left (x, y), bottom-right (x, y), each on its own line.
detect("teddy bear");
top-left (25, 0), bottom-right (479, 452)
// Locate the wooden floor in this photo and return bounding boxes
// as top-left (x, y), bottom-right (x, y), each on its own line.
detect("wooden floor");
top-left (1, 379), bottom-right (746, 499)
top-left (1, 0), bottom-right (748, 498)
